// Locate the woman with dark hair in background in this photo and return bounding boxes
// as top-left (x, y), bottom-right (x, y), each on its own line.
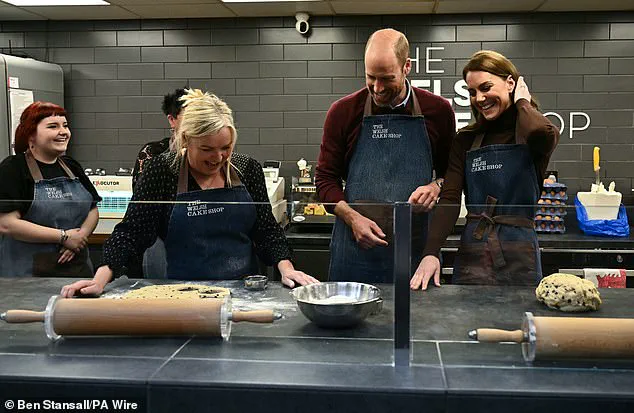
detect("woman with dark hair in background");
top-left (0, 101), bottom-right (101, 277)
top-left (411, 50), bottom-right (560, 289)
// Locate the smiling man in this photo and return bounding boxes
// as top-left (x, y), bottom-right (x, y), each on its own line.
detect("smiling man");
top-left (315, 28), bottom-right (456, 283)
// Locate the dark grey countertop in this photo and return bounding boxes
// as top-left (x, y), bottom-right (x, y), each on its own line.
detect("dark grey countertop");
top-left (1, 278), bottom-right (634, 413)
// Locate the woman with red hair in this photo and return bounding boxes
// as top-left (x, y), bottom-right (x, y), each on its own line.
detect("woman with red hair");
top-left (0, 101), bottom-right (101, 277)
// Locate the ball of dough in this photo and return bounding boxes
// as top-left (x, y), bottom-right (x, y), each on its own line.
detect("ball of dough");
top-left (535, 273), bottom-right (601, 312)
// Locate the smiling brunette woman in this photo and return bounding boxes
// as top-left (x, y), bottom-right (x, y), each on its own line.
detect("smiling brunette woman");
top-left (0, 101), bottom-right (101, 277)
top-left (410, 50), bottom-right (560, 289)
top-left (61, 89), bottom-right (318, 298)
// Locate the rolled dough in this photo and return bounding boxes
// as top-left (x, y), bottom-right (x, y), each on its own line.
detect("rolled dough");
top-left (122, 284), bottom-right (230, 299)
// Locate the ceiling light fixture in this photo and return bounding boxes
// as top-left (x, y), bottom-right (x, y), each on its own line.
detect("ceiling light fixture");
top-left (221, 0), bottom-right (319, 3)
top-left (2, 0), bottom-right (110, 5)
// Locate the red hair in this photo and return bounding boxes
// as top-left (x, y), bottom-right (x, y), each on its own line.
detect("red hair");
top-left (14, 101), bottom-right (67, 153)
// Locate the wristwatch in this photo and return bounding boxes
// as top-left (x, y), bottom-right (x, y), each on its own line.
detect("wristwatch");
top-left (435, 179), bottom-right (444, 189)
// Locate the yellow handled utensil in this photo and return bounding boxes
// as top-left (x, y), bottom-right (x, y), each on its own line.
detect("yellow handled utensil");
top-left (593, 146), bottom-right (600, 185)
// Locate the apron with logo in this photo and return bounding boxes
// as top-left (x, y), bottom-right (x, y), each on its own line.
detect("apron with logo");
top-left (329, 93), bottom-right (433, 283)
top-left (453, 127), bottom-right (542, 285)
top-left (0, 151), bottom-right (93, 277)
top-left (164, 157), bottom-right (258, 280)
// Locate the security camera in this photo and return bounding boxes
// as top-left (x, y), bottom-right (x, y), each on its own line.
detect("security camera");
top-left (295, 12), bottom-right (310, 35)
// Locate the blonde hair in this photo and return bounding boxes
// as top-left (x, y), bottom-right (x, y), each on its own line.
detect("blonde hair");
top-left (171, 88), bottom-right (238, 186)
top-left (462, 50), bottom-right (539, 133)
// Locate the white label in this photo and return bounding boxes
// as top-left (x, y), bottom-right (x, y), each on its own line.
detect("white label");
top-left (9, 89), bottom-right (34, 154)
top-left (8, 76), bottom-right (19, 88)
top-left (471, 156), bottom-right (503, 173)
top-left (371, 123), bottom-right (401, 140)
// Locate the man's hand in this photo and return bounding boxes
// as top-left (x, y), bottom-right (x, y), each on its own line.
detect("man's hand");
top-left (410, 255), bottom-right (441, 290)
top-left (350, 214), bottom-right (388, 249)
top-left (334, 200), bottom-right (388, 249)
top-left (408, 181), bottom-right (441, 212)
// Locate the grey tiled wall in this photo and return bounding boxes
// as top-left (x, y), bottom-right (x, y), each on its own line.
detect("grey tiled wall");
top-left (1, 12), bottom-right (634, 201)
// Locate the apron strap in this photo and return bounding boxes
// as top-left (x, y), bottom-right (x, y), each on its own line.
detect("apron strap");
top-left (177, 154), bottom-right (243, 194)
top-left (227, 162), bottom-right (243, 187)
top-left (466, 196), bottom-right (535, 269)
top-left (470, 112), bottom-right (523, 150)
top-left (25, 150), bottom-right (76, 181)
top-left (177, 154), bottom-right (189, 194)
top-left (362, 86), bottom-right (423, 117)
top-left (57, 158), bottom-right (76, 179)
top-left (25, 150), bottom-right (43, 182)
top-left (470, 133), bottom-right (485, 150)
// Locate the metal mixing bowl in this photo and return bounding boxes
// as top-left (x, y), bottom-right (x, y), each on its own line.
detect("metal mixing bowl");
top-left (290, 282), bottom-right (382, 328)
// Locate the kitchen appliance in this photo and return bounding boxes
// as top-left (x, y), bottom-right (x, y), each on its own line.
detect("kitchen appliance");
top-left (1, 295), bottom-right (280, 341)
top-left (290, 282), bottom-right (382, 328)
top-left (469, 312), bottom-right (634, 361)
top-left (0, 54), bottom-right (64, 159)
top-left (88, 175), bottom-right (133, 219)
top-left (263, 160), bottom-right (287, 224)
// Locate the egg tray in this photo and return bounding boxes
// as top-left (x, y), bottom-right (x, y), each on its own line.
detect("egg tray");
top-left (543, 182), bottom-right (567, 189)
top-left (536, 206), bottom-right (568, 216)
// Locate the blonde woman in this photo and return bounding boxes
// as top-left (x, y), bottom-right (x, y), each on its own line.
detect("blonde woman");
top-left (62, 89), bottom-right (317, 297)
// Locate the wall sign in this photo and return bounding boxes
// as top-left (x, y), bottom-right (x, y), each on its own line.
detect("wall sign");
top-left (409, 46), bottom-right (590, 139)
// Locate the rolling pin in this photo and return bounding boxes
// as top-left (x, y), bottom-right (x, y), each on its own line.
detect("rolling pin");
top-left (1, 295), bottom-right (280, 341)
top-left (469, 312), bottom-right (634, 361)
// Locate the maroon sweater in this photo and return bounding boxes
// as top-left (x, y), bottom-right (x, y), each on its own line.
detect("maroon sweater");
top-left (315, 86), bottom-right (456, 207)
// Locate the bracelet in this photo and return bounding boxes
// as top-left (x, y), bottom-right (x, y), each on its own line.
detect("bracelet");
top-left (59, 229), bottom-right (68, 245)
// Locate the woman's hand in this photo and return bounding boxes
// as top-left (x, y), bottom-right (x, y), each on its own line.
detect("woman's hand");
top-left (410, 255), bottom-right (441, 290)
top-left (277, 259), bottom-right (319, 288)
top-left (60, 266), bottom-right (113, 298)
top-left (514, 76), bottom-right (531, 104)
top-left (281, 270), bottom-right (320, 288)
top-left (63, 228), bottom-right (88, 252)
top-left (57, 247), bottom-right (76, 264)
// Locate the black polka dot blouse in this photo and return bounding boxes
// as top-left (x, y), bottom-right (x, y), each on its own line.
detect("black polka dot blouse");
top-left (102, 151), bottom-right (292, 278)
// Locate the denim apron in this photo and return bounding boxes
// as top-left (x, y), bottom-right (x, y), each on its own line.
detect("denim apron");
top-left (329, 93), bottom-right (433, 283)
top-left (164, 156), bottom-right (258, 280)
top-left (453, 128), bottom-right (542, 286)
top-left (0, 151), bottom-right (93, 277)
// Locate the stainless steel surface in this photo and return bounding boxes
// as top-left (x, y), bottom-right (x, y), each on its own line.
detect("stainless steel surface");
top-left (521, 312), bottom-right (537, 363)
top-left (290, 282), bottom-right (382, 328)
top-left (244, 275), bottom-right (268, 291)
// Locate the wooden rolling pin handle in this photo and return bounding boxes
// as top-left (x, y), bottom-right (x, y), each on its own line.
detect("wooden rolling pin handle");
top-left (473, 328), bottom-right (525, 343)
top-left (230, 310), bottom-right (280, 323)
top-left (1, 310), bottom-right (45, 323)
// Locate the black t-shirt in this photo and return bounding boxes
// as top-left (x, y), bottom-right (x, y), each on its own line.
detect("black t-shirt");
top-left (0, 152), bottom-right (102, 215)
